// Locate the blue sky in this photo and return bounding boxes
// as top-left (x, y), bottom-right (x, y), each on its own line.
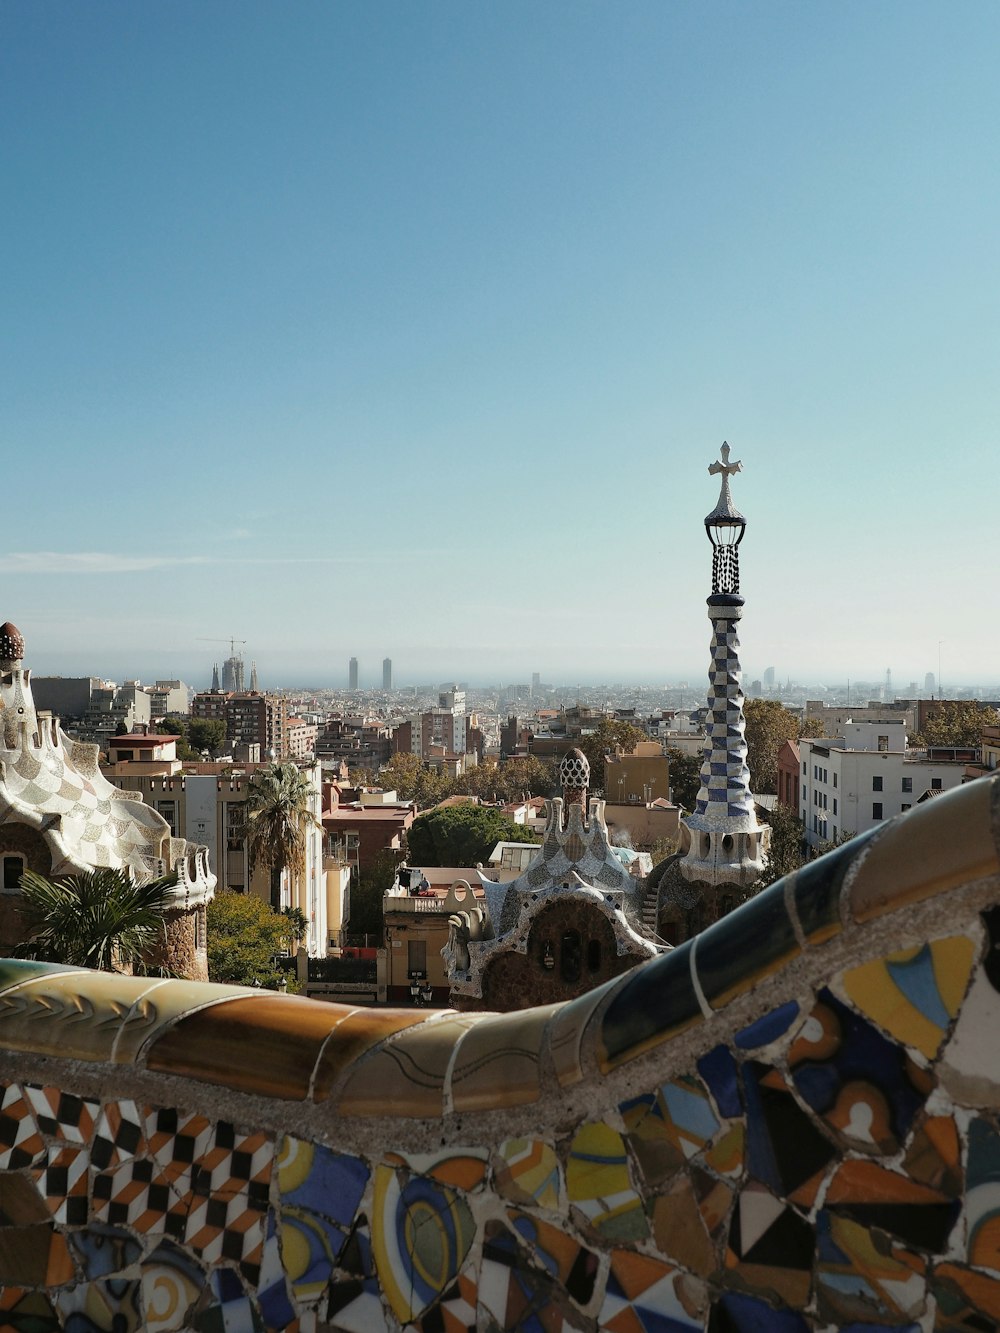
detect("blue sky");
top-left (3, 3), bottom-right (998, 690)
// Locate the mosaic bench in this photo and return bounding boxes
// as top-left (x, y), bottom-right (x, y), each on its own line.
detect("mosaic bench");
top-left (1, 776), bottom-right (1000, 1330)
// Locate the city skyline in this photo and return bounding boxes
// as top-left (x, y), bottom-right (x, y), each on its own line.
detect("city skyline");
top-left (4, 4), bottom-right (998, 682)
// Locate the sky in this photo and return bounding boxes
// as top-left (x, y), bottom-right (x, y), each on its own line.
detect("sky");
top-left (2, 2), bottom-right (998, 691)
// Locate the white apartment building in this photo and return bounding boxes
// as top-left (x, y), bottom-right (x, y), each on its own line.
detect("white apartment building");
top-left (800, 721), bottom-right (967, 848)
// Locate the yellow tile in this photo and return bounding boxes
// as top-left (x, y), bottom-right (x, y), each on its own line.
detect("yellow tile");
top-left (0, 970), bottom-right (164, 1065)
top-left (333, 1014), bottom-right (477, 1118)
top-left (849, 778), bottom-right (998, 923)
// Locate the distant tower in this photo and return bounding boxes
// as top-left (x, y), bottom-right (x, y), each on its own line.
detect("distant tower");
top-left (383, 657), bottom-right (392, 691)
top-left (925, 672), bottom-right (936, 697)
top-left (211, 662), bottom-right (220, 692)
top-left (531, 671), bottom-right (541, 696)
top-left (680, 443), bottom-right (770, 888)
top-left (349, 657), bottom-right (359, 691)
top-left (250, 660), bottom-right (259, 693)
top-left (885, 667), bottom-right (893, 702)
top-left (762, 665), bottom-right (775, 692)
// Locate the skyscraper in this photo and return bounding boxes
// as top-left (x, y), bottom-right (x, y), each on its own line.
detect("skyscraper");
top-left (349, 657), bottom-right (359, 691)
top-left (383, 657), bottom-right (392, 691)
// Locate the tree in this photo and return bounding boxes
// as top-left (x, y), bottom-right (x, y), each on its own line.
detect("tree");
top-left (743, 698), bottom-right (801, 795)
top-left (349, 848), bottom-right (399, 941)
top-left (756, 804), bottom-right (808, 888)
top-left (206, 889), bottom-right (299, 989)
top-left (159, 715), bottom-right (198, 762)
top-left (913, 701), bottom-right (1000, 748)
top-left (578, 719), bottom-right (647, 793)
top-left (14, 867), bottom-right (177, 973)
top-left (245, 762), bottom-right (320, 909)
top-left (188, 718), bottom-right (227, 756)
top-left (280, 905), bottom-right (309, 952)
top-left (407, 804), bottom-right (539, 867)
top-left (665, 748), bottom-right (702, 811)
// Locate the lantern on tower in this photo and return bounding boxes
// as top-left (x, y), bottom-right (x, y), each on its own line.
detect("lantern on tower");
top-left (704, 442), bottom-right (746, 597)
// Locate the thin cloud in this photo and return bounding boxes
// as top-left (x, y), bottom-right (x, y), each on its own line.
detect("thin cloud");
top-left (0, 551), bottom-right (410, 574)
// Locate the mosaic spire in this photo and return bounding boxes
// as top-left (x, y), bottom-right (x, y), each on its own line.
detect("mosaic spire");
top-left (680, 443), bottom-right (770, 888)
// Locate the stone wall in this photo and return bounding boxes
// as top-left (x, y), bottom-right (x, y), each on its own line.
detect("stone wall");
top-left (1, 778), bottom-right (1000, 1329)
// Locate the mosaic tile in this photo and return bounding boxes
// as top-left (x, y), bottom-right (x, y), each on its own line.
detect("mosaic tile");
top-left (551, 973), bottom-right (620, 1085)
top-left (840, 936), bottom-right (975, 1060)
top-left (115, 978), bottom-right (255, 1066)
top-left (0, 970), bottom-right (164, 1064)
top-left (724, 1181), bottom-right (813, 1306)
top-left (0, 1221), bottom-right (74, 1286)
top-left (708, 1290), bottom-right (810, 1331)
top-left (403, 1148), bottom-right (488, 1191)
top-left (600, 1250), bottom-right (705, 1331)
top-left (140, 1239), bottom-right (206, 1333)
top-left (790, 827), bottom-right (878, 947)
top-left (965, 1115), bottom-right (1000, 1270)
top-left (697, 1045), bottom-right (742, 1119)
top-left (567, 1119), bottom-right (648, 1240)
top-left (333, 1013), bottom-right (477, 1117)
top-left (0, 1082), bottom-right (45, 1169)
top-left (256, 1211), bottom-right (297, 1332)
top-left (410, 1264), bottom-right (477, 1332)
top-left (939, 963), bottom-right (1000, 1106)
top-left (0, 1288), bottom-right (60, 1333)
top-left (650, 1167), bottom-right (731, 1278)
top-left (622, 1075), bottom-right (723, 1193)
top-left (598, 939), bottom-right (703, 1073)
top-left (825, 1159), bottom-right (959, 1252)
top-left (478, 1218), bottom-right (581, 1332)
top-left (55, 1277), bottom-right (143, 1332)
top-left (32, 1142), bottom-right (91, 1224)
top-left (276, 1137), bottom-right (369, 1306)
top-left (494, 1138), bottom-right (562, 1210)
top-left (903, 1115), bottom-right (962, 1197)
top-left (25, 1082), bottom-right (99, 1143)
top-left (508, 1208), bottom-right (599, 1306)
top-left (310, 1006), bottom-right (433, 1102)
top-left (194, 1265), bottom-right (264, 1333)
top-left (848, 778), bottom-right (998, 923)
top-left (932, 1262), bottom-right (1000, 1329)
top-left (0, 1168), bottom-right (51, 1224)
top-left (694, 885), bottom-right (800, 1010)
top-left (371, 1156), bottom-right (477, 1323)
top-left (91, 1098), bottom-right (145, 1170)
top-left (145, 994), bottom-right (344, 1100)
top-left (92, 1154), bottom-right (184, 1233)
top-left (450, 1003), bottom-right (559, 1113)
top-left (789, 992), bottom-right (928, 1156)
top-left (734, 1000), bottom-right (799, 1051)
top-left (815, 1210), bottom-right (926, 1325)
top-left (742, 1062), bottom-right (835, 1202)
top-left (325, 1276), bottom-right (389, 1332)
top-left (68, 1222), bottom-right (143, 1279)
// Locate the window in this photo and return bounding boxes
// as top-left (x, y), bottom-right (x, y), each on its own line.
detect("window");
top-left (901, 803), bottom-right (911, 812)
top-left (833, 798), bottom-right (838, 815)
top-left (873, 802), bottom-right (883, 819)
top-left (931, 778), bottom-right (943, 790)
top-left (2, 855), bottom-right (24, 892)
top-left (802, 762), bottom-right (807, 775)
top-left (560, 930), bottom-right (582, 984)
top-left (832, 825), bottom-right (837, 838)
top-left (902, 777), bottom-right (912, 793)
top-left (157, 801), bottom-right (177, 836)
top-left (407, 939), bottom-right (427, 978)
top-left (878, 735), bottom-right (889, 752)
top-left (872, 775), bottom-right (883, 792)
top-left (833, 773), bottom-right (838, 788)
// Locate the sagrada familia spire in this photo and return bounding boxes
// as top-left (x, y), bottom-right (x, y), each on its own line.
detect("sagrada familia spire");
top-left (679, 443), bottom-right (770, 888)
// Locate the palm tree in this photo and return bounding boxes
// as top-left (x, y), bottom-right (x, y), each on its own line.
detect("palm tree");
top-left (14, 866), bottom-right (177, 973)
top-left (244, 762), bottom-right (320, 911)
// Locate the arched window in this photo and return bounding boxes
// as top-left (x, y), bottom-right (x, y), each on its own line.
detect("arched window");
top-left (560, 930), bottom-right (582, 983)
top-left (2, 855), bottom-right (25, 893)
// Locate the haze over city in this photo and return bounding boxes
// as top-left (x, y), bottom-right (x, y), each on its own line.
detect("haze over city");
top-left (4, 3), bottom-right (998, 686)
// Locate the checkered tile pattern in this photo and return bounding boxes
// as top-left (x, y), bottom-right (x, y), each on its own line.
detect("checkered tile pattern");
top-left (693, 614), bottom-right (755, 822)
top-left (25, 1085), bottom-right (98, 1145)
top-left (33, 1144), bottom-right (90, 1224)
top-left (92, 1156), bottom-right (178, 1232)
top-left (0, 1083), bottom-right (45, 1169)
top-left (91, 1100), bottom-right (144, 1170)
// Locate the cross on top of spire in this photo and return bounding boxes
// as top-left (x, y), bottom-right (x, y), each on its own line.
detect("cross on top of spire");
top-left (705, 441), bottom-right (747, 529)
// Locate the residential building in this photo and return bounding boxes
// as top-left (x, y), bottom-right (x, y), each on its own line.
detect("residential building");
top-left (146, 680), bottom-right (190, 718)
top-left (777, 738), bottom-right (801, 810)
top-left (79, 680), bottom-right (152, 748)
top-left (29, 676), bottom-right (108, 722)
top-left (191, 690), bottom-right (289, 760)
top-left (316, 717), bottom-right (393, 771)
top-left (322, 787), bottom-right (415, 874)
top-left (799, 722), bottom-right (969, 848)
top-left (803, 700), bottom-right (915, 736)
top-left (286, 716), bottom-right (318, 760)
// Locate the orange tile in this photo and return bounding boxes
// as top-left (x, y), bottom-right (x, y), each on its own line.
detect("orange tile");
top-left (849, 778), bottom-right (999, 923)
top-left (144, 994), bottom-right (346, 1099)
top-left (826, 1159), bottom-right (947, 1206)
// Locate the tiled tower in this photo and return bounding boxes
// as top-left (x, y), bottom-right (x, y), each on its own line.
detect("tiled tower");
top-left (679, 444), bottom-right (770, 888)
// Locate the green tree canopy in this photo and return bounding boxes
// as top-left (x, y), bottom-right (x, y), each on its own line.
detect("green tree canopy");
top-left (743, 699), bottom-right (802, 795)
top-left (578, 718), bottom-right (647, 792)
top-left (756, 804), bottom-right (808, 889)
top-left (159, 715), bottom-right (199, 762)
top-left (14, 867), bottom-right (177, 973)
top-left (188, 717), bottom-right (227, 755)
top-left (664, 748), bottom-right (702, 811)
top-left (206, 889), bottom-right (298, 989)
top-left (913, 701), bottom-right (1000, 748)
top-left (407, 804), bottom-right (540, 867)
top-left (348, 847), bottom-right (400, 941)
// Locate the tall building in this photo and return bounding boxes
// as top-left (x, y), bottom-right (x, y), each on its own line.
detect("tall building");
top-left (926, 671), bottom-right (937, 696)
top-left (382, 657), bottom-right (392, 691)
top-left (191, 690), bottom-right (290, 760)
top-left (679, 442), bottom-right (769, 888)
top-left (531, 671), bottom-right (541, 695)
top-left (222, 654), bottom-right (245, 693)
top-left (349, 657), bottom-right (359, 691)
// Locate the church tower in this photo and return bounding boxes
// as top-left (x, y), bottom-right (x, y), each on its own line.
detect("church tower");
top-left (679, 443), bottom-right (770, 888)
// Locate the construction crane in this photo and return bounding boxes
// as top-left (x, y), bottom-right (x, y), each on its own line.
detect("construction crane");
top-left (196, 637), bottom-right (247, 655)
